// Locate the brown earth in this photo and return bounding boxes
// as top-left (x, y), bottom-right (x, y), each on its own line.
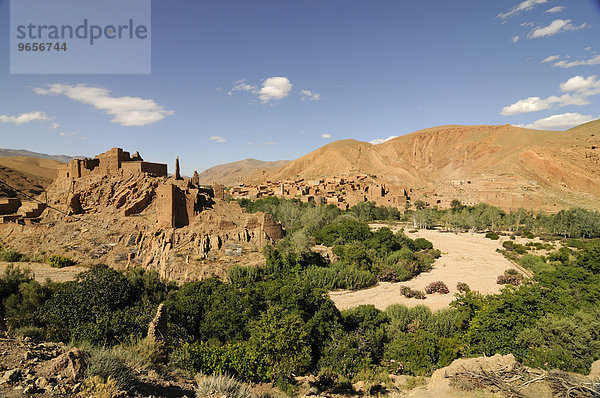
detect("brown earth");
top-left (0, 157), bottom-right (64, 199)
top-left (0, 262), bottom-right (84, 283)
top-left (329, 227), bottom-right (534, 312)
top-left (196, 158), bottom-right (289, 186)
top-left (248, 121), bottom-right (600, 211)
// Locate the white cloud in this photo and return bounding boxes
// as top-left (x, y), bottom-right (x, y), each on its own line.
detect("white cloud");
top-left (545, 6), bottom-right (565, 13)
top-left (528, 19), bottom-right (587, 39)
top-left (502, 75), bottom-right (600, 115)
top-left (541, 55), bottom-right (560, 63)
top-left (370, 136), bottom-right (398, 145)
top-left (498, 0), bottom-right (547, 19)
top-left (584, 46), bottom-right (592, 51)
top-left (559, 75), bottom-right (600, 95)
top-left (321, 133), bottom-right (332, 139)
top-left (209, 136), bottom-right (226, 143)
top-left (0, 111), bottom-right (49, 125)
top-left (520, 22), bottom-right (534, 27)
top-left (515, 112), bottom-right (596, 130)
top-left (501, 94), bottom-right (588, 115)
top-left (51, 122), bottom-right (60, 129)
top-left (300, 89), bottom-right (321, 101)
top-left (227, 80), bottom-right (258, 96)
top-left (553, 55), bottom-right (600, 68)
top-left (58, 131), bottom-right (78, 137)
top-left (501, 97), bottom-right (554, 115)
top-left (511, 35), bottom-right (520, 43)
top-left (227, 77), bottom-right (295, 103)
top-left (258, 77), bottom-right (293, 103)
top-left (34, 84), bottom-right (173, 127)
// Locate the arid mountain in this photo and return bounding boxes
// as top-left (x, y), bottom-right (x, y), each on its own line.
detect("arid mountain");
top-left (0, 156), bottom-right (65, 198)
top-left (0, 148), bottom-right (75, 164)
top-left (261, 122), bottom-right (600, 210)
top-left (197, 158), bottom-right (289, 186)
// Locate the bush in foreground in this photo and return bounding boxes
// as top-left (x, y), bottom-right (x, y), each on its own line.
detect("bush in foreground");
top-left (47, 255), bottom-right (75, 268)
top-left (485, 232), bottom-right (499, 240)
top-left (0, 248), bottom-right (22, 262)
top-left (196, 374), bottom-right (255, 398)
top-left (497, 269), bottom-right (523, 286)
top-left (424, 281), bottom-right (449, 294)
top-left (456, 282), bottom-right (470, 292)
top-left (85, 348), bottom-right (136, 391)
top-left (400, 286), bottom-right (426, 300)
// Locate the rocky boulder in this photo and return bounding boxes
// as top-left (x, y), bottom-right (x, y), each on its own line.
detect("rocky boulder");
top-left (48, 347), bottom-right (87, 381)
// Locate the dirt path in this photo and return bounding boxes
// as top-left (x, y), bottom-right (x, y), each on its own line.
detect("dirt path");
top-left (329, 228), bottom-right (515, 312)
top-left (0, 261), bottom-right (84, 283)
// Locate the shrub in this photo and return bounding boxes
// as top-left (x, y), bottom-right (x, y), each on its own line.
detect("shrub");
top-left (196, 374), bottom-right (255, 398)
top-left (318, 329), bottom-right (375, 379)
top-left (170, 342), bottom-right (271, 382)
top-left (25, 251), bottom-right (45, 263)
top-left (520, 254), bottom-right (554, 274)
top-left (115, 337), bottom-right (166, 371)
top-left (400, 286), bottom-right (426, 300)
top-left (456, 282), bottom-right (470, 293)
top-left (47, 255), bottom-right (75, 268)
top-left (496, 269), bottom-right (523, 286)
top-left (384, 330), bottom-right (438, 375)
top-left (577, 241), bottom-right (600, 274)
top-left (523, 231), bottom-right (535, 239)
top-left (85, 348), bottom-right (136, 391)
top-left (228, 265), bottom-right (262, 286)
top-left (0, 248), bottom-right (22, 262)
top-left (485, 232), bottom-right (499, 240)
top-left (386, 305), bottom-right (432, 337)
top-left (424, 281), bottom-right (449, 294)
top-left (315, 218), bottom-right (372, 246)
top-left (79, 376), bottom-right (121, 398)
top-left (502, 241), bottom-right (527, 254)
top-left (248, 306), bottom-right (311, 379)
top-left (413, 238), bottom-right (433, 251)
top-left (11, 325), bottom-right (44, 341)
top-left (42, 265), bottom-right (155, 346)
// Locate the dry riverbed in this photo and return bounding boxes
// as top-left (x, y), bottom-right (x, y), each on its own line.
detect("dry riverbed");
top-left (329, 228), bottom-right (517, 312)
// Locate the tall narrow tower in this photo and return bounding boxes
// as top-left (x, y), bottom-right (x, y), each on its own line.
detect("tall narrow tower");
top-left (175, 156), bottom-right (182, 180)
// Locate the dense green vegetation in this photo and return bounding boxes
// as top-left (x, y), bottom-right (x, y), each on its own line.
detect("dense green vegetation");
top-left (1, 234), bottom-right (599, 391)
top-left (0, 199), bottom-right (599, 394)
top-left (239, 198), bottom-right (439, 290)
top-left (408, 202), bottom-right (600, 238)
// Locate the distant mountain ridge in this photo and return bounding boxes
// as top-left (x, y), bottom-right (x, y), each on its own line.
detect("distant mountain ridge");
top-left (197, 158), bottom-right (289, 186)
top-left (0, 148), bottom-right (76, 164)
top-left (200, 120), bottom-right (600, 211)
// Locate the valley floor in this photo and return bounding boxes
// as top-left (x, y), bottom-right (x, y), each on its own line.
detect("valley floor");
top-left (330, 228), bottom-right (516, 311)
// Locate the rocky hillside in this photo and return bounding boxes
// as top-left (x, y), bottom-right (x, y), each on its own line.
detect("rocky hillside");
top-left (0, 170), bottom-right (281, 281)
top-left (261, 122), bottom-right (600, 210)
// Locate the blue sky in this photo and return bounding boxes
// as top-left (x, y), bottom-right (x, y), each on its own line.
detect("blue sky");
top-left (0, 0), bottom-right (599, 175)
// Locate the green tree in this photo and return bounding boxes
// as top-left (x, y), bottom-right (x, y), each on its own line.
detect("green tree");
top-left (248, 305), bottom-right (311, 379)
